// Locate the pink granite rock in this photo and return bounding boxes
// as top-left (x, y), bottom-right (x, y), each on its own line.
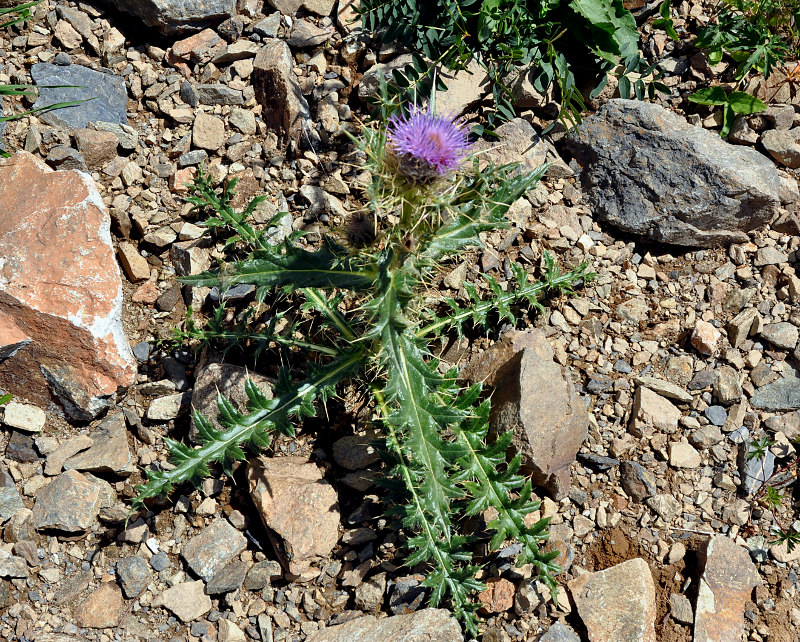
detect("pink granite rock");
top-left (0, 152), bottom-right (135, 419)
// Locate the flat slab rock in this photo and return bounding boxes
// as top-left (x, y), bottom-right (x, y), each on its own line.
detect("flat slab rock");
top-left (306, 608), bottom-right (463, 642)
top-left (568, 558), bottom-right (657, 642)
top-left (0, 152), bottom-right (135, 420)
top-left (567, 99), bottom-right (781, 247)
top-left (31, 63), bottom-right (128, 131)
top-left (695, 535), bottom-right (760, 642)
top-left (180, 518), bottom-right (247, 582)
top-left (104, 0), bottom-right (235, 34)
top-left (247, 455), bottom-right (339, 577)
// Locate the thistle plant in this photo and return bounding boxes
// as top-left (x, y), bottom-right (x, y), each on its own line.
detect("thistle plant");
top-left (132, 104), bottom-right (591, 632)
top-left (744, 437), bottom-right (800, 553)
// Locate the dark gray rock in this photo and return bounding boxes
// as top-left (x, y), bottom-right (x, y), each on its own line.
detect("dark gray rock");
top-left (116, 556), bottom-right (151, 598)
top-left (149, 551), bottom-right (170, 572)
top-left (253, 38), bottom-right (316, 147)
top-left (205, 559), bottom-right (249, 594)
top-left (750, 375), bottom-right (800, 411)
top-left (567, 99), bottom-right (781, 247)
top-left (619, 461), bottom-right (657, 501)
top-left (104, 0), bottom-right (235, 35)
top-left (244, 559), bottom-right (282, 591)
top-left (31, 64), bottom-right (128, 131)
top-left (195, 83), bottom-right (244, 105)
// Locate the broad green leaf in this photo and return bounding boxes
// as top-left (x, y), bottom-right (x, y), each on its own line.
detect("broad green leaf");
top-left (726, 91), bottom-right (767, 115)
top-left (687, 86), bottom-right (728, 106)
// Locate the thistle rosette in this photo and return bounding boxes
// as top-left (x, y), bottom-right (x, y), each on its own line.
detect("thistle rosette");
top-left (387, 106), bottom-right (471, 184)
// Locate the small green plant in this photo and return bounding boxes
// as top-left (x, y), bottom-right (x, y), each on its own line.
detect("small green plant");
top-left (357, 0), bottom-right (663, 131)
top-left (687, 85), bottom-right (766, 136)
top-left (745, 437), bottom-right (800, 553)
top-left (659, 0), bottom-right (799, 135)
top-left (132, 105), bottom-right (592, 631)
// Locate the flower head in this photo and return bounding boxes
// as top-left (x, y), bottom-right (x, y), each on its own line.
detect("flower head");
top-left (387, 106), bottom-right (471, 184)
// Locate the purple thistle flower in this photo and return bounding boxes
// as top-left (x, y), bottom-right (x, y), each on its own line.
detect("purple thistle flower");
top-left (387, 106), bottom-right (471, 183)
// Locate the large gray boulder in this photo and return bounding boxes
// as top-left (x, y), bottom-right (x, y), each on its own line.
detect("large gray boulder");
top-left (567, 99), bottom-right (781, 247)
top-left (104, 0), bottom-right (234, 35)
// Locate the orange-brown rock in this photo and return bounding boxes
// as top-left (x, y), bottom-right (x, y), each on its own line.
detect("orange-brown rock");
top-left (247, 455), bottom-right (339, 577)
top-left (694, 535), bottom-right (760, 642)
top-left (0, 152), bottom-right (135, 419)
top-left (76, 582), bottom-right (124, 628)
top-left (477, 577), bottom-right (515, 614)
top-left (569, 558), bottom-right (657, 642)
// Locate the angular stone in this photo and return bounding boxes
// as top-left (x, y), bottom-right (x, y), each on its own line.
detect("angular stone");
top-left (0, 152), bottom-right (135, 420)
top-left (0, 550), bottom-right (29, 578)
top-left (146, 392), bottom-right (191, 421)
top-left (192, 111), bottom-right (225, 151)
top-left (433, 59), bottom-right (490, 117)
top-left (567, 100), bottom-right (780, 247)
top-left (168, 28), bottom-right (225, 66)
top-left (669, 442), bottom-right (701, 469)
top-left (63, 412), bottom-right (134, 476)
top-left (465, 330), bottom-right (588, 498)
top-left (181, 518), bottom-right (246, 581)
top-left (695, 536), bottom-right (759, 642)
top-left (619, 461), bottom-right (656, 501)
top-left (739, 440), bottom-right (775, 494)
top-left (0, 486), bottom-right (23, 523)
top-left (105, 0), bottom-right (235, 35)
top-left (691, 320), bottom-right (721, 356)
top-left (759, 322), bottom-right (799, 350)
top-left (540, 622), bottom-right (581, 642)
top-left (477, 577), bottom-right (515, 614)
top-left (44, 434), bottom-right (93, 476)
top-left (32, 470), bottom-right (102, 532)
top-left (646, 494), bottom-right (681, 522)
top-left (158, 580), bottom-right (212, 622)
top-left (727, 308), bottom-right (759, 348)
top-left (116, 555), bottom-right (152, 598)
top-left (3, 402), bottom-right (45, 433)
top-left (568, 558), bottom-right (656, 641)
top-left (287, 18), bottom-right (331, 47)
top-left (713, 366), bottom-right (742, 405)
top-left (629, 386), bottom-right (681, 438)
top-left (471, 118), bottom-right (548, 175)
top-left (76, 582), bottom-right (123, 629)
top-left (332, 433), bottom-right (381, 470)
top-left (670, 593), bottom-right (693, 625)
top-left (31, 64), bottom-right (128, 131)
top-left (750, 375), bottom-right (800, 411)
top-left (195, 83), bottom-right (244, 106)
top-left (248, 455), bottom-right (339, 576)
top-left (761, 128), bottom-right (800, 168)
top-left (305, 609), bottom-right (463, 642)
top-left (218, 619), bottom-right (247, 642)
top-left (634, 375), bottom-right (692, 403)
top-left (205, 559), bottom-right (249, 594)
top-left (74, 129), bottom-right (119, 170)
top-left (253, 39), bottom-right (314, 146)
